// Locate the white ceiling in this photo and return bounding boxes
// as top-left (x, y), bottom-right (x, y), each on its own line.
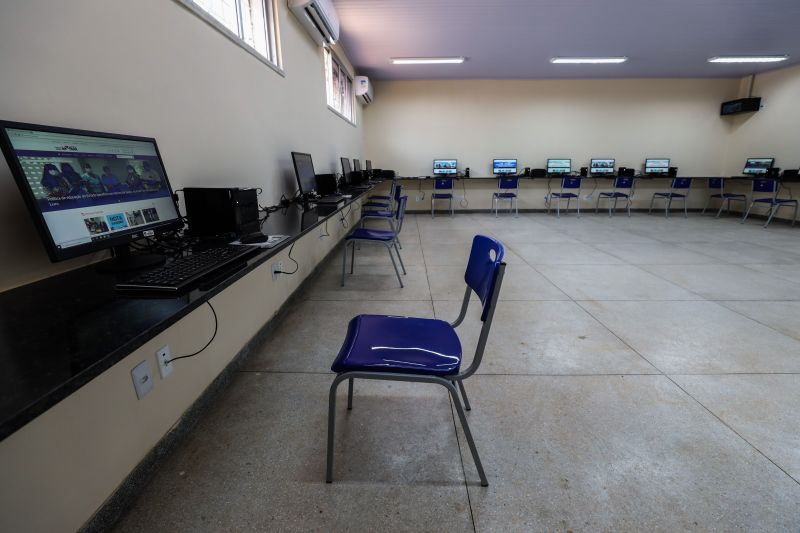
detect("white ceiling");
top-left (332, 0), bottom-right (800, 80)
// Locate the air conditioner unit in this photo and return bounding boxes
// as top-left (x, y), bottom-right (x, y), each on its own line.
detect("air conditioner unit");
top-left (355, 76), bottom-right (373, 104)
top-left (289, 0), bottom-right (340, 46)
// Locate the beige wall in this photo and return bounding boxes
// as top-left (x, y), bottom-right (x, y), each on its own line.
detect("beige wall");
top-left (364, 78), bottom-right (740, 178)
top-left (723, 64), bottom-right (800, 176)
top-left (0, 0), bottom-right (363, 292)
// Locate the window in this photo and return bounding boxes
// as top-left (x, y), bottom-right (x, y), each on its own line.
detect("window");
top-left (324, 49), bottom-right (356, 124)
top-left (180, 0), bottom-right (282, 72)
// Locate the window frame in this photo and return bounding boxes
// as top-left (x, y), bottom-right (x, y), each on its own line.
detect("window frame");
top-left (324, 48), bottom-right (357, 126)
top-left (176, 0), bottom-right (284, 77)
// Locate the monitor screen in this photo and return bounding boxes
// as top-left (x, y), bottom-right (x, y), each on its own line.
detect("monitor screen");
top-left (547, 159), bottom-right (571, 174)
top-left (353, 159), bottom-right (362, 172)
top-left (291, 152), bottom-right (317, 194)
top-left (340, 157), bottom-right (352, 181)
top-left (591, 158), bottom-right (615, 174)
top-left (433, 159), bottom-right (457, 175)
top-left (493, 159), bottom-right (517, 174)
top-left (0, 122), bottom-right (181, 262)
top-left (743, 158), bottom-right (774, 174)
top-left (645, 158), bottom-right (670, 174)
top-left (366, 159), bottom-right (372, 171)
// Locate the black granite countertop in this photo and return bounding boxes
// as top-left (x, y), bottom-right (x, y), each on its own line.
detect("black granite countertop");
top-left (0, 189), bottom-right (373, 441)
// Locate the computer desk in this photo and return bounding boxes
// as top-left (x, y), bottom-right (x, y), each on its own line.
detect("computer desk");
top-left (0, 185), bottom-right (378, 442)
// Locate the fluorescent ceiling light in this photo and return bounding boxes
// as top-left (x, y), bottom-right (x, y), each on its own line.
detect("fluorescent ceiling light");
top-left (550, 57), bottom-right (627, 64)
top-left (708, 55), bottom-right (788, 63)
top-left (391, 57), bottom-right (465, 65)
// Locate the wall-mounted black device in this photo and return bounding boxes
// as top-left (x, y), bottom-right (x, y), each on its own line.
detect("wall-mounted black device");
top-left (531, 168), bottom-right (546, 178)
top-left (184, 187), bottom-right (260, 239)
top-left (720, 97), bottom-right (761, 116)
top-left (580, 167), bottom-right (588, 177)
top-left (618, 167), bottom-right (635, 177)
top-left (668, 167), bottom-right (678, 177)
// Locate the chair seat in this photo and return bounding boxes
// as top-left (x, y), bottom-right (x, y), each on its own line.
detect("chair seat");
top-left (654, 192), bottom-right (687, 198)
top-left (432, 193), bottom-right (453, 199)
top-left (362, 201), bottom-right (390, 208)
top-left (362, 210), bottom-right (393, 218)
top-left (331, 315), bottom-right (462, 376)
top-left (599, 192), bottom-right (630, 198)
top-left (493, 192), bottom-right (517, 199)
top-left (346, 228), bottom-right (395, 241)
top-left (710, 193), bottom-right (746, 199)
top-left (551, 192), bottom-right (578, 198)
top-left (753, 197), bottom-right (797, 204)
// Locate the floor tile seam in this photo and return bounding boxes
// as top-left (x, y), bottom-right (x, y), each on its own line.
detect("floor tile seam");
top-left (699, 301), bottom-right (800, 345)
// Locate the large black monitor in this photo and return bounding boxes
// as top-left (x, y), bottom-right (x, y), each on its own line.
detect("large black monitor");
top-left (353, 159), bottom-right (362, 172)
top-left (743, 157), bottom-right (774, 175)
top-left (365, 160), bottom-right (372, 172)
top-left (291, 151), bottom-right (317, 195)
top-left (590, 158), bottom-right (615, 174)
top-left (547, 159), bottom-right (571, 174)
top-left (0, 121), bottom-right (182, 263)
top-left (340, 157), bottom-right (353, 182)
top-left (645, 158), bottom-right (670, 175)
top-left (493, 159), bottom-right (517, 175)
top-left (433, 159), bottom-right (457, 175)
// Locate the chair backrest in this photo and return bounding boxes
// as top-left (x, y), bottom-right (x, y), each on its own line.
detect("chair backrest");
top-left (614, 177), bottom-right (634, 189)
top-left (393, 195), bottom-right (408, 233)
top-left (753, 178), bottom-right (778, 194)
top-left (498, 177), bottom-right (519, 190)
top-left (464, 235), bottom-right (505, 322)
top-left (393, 183), bottom-right (403, 202)
top-left (708, 177), bottom-right (723, 190)
top-left (672, 178), bottom-right (692, 190)
top-left (562, 177), bottom-right (581, 190)
top-left (435, 177), bottom-right (454, 190)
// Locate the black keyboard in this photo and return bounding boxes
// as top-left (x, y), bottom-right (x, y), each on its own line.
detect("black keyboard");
top-left (116, 245), bottom-right (259, 293)
top-left (315, 194), bottom-right (345, 204)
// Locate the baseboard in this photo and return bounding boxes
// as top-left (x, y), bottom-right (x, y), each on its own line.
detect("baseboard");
top-left (79, 239), bottom-right (343, 533)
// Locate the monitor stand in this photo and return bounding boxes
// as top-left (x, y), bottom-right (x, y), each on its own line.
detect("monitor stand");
top-left (96, 244), bottom-right (166, 274)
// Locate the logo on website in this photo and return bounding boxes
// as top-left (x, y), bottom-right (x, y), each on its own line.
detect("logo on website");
top-left (55, 145), bottom-right (78, 151)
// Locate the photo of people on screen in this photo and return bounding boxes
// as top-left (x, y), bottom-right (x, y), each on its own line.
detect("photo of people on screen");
top-left (743, 158), bottom-right (774, 174)
top-left (83, 216), bottom-right (110, 235)
top-left (591, 159), bottom-right (616, 173)
top-left (434, 159), bottom-right (457, 175)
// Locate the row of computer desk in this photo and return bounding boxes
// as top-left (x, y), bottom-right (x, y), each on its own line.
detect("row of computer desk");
top-left (0, 184), bottom-right (380, 442)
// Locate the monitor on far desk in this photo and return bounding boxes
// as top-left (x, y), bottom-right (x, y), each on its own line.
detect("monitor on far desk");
top-left (433, 159), bottom-right (457, 175)
top-left (547, 159), bottom-right (571, 174)
top-left (742, 157), bottom-right (774, 175)
top-left (590, 158), bottom-right (615, 175)
top-left (493, 159), bottom-right (517, 175)
top-left (645, 158), bottom-right (670, 175)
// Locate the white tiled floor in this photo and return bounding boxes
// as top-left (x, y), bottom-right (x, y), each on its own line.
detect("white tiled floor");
top-left (115, 213), bottom-right (800, 532)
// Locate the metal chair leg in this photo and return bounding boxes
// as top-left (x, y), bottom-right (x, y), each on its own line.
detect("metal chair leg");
top-left (793, 202), bottom-right (798, 226)
top-left (326, 377), bottom-right (343, 483)
top-left (341, 241), bottom-right (347, 287)
top-left (393, 240), bottom-right (407, 275)
top-left (683, 197), bottom-right (688, 218)
top-left (715, 199), bottom-right (725, 218)
top-left (741, 201), bottom-right (755, 223)
top-left (446, 381), bottom-right (488, 486)
top-left (595, 194), bottom-right (601, 214)
top-left (350, 240), bottom-right (356, 274)
top-left (764, 204), bottom-right (777, 228)
top-left (649, 195), bottom-right (655, 214)
top-left (702, 196), bottom-right (710, 214)
top-left (386, 243), bottom-right (404, 288)
top-left (627, 197), bottom-right (632, 217)
top-left (347, 377), bottom-right (354, 410)
top-left (456, 380), bottom-right (472, 411)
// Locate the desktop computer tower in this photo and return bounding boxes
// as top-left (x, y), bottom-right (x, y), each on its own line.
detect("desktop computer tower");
top-left (184, 187), bottom-right (260, 239)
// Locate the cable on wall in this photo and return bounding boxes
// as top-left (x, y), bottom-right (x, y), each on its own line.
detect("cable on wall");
top-left (164, 301), bottom-right (218, 364)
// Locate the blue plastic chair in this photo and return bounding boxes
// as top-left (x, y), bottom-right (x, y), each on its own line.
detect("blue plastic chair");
top-left (431, 177), bottom-right (454, 217)
top-left (547, 176), bottom-right (582, 217)
top-left (649, 177), bottom-right (692, 218)
top-left (363, 180), bottom-right (397, 211)
top-left (703, 178), bottom-right (746, 218)
top-left (492, 177), bottom-right (519, 217)
top-left (741, 178), bottom-right (798, 227)
top-left (342, 196), bottom-right (408, 287)
top-left (595, 176), bottom-right (634, 217)
top-left (360, 185), bottom-right (405, 248)
top-left (327, 234), bottom-right (507, 486)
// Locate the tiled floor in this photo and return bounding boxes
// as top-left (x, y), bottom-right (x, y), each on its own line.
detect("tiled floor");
top-left (115, 212), bottom-right (800, 532)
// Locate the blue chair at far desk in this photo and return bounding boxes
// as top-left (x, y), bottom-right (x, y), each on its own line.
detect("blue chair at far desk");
top-left (649, 177), bottom-right (691, 218)
top-left (342, 196), bottom-right (408, 288)
top-left (703, 178), bottom-right (746, 218)
top-left (327, 234), bottom-right (507, 486)
top-left (547, 176), bottom-right (582, 217)
top-left (595, 176), bottom-right (634, 217)
top-left (431, 177), bottom-right (454, 217)
top-left (741, 178), bottom-right (798, 228)
top-left (492, 176), bottom-right (519, 217)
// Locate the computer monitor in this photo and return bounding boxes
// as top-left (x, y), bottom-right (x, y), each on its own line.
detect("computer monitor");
top-left (291, 151), bottom-right (318, 195)
top-left (743, 158), bottom-right (774, 175)
top-left (0, 121), bottom-right (182, 264)
top-left (366, 160), bottom-right (372, 172)
top-left (547, 159), bottom-right (571, 174)
top-left (433, 159), bottom-right (457, 175)
top-left (353, 159), bottom-right (362, 172)
top-left (493, 159), bottom-right (517, 175)
top-left (645, 158), bottom-right (670, 175)
top-left (340, 157), bottom-right (353, 182)
top-left (590, 158), bottom-right (616, 174)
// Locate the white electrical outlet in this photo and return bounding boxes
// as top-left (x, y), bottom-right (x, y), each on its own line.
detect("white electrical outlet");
top-left (416, 194), bottom-right (423, 202)
top-left (131, 360), bottom-right (154, 399)
top-left (156, 345), bottom-right (172, 378)
top-left (272, 261), bottom-right (283, 281)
